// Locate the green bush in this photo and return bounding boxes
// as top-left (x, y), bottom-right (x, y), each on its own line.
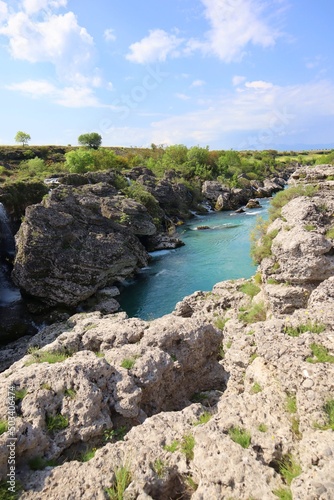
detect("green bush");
top-left (269, 185), bottom-right (318, 221)
top-left (65, 148), bottom-right (95, 173)
top-left (250, 217), bottom-right (279, 264)
top-left (277, 455), bottom-right (302, 485)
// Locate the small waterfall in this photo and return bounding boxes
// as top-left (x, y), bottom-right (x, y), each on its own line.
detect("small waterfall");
top-left (0, 203), bottom-right (21, 306)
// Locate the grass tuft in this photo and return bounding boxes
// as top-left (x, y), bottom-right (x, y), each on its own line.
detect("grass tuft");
top-left (106, 465), bottom-right (132, 500)
top-left (0, 420), bottom-right (8, 436)
top-left (228, 427), bottom-right (251, 449)
top-left (193, 412), bottom-right (212, 426)
top-left (163, 440), bottom-right (180, 453)
top-left (239, 282), bottom-right (261, 299)
top-left (215, 316), bottom-right (229, 330)
top-left (286, 394), bottom-right (297, 414)
top-left (238, 301), bottom-right (267, 324)
top-left (46, 413), bottom-right (69, 433)
top-left (306, 343), bottom-right (334, 363)
top-left (251, 382), bottom-right (262, 394)
top-left (181, 434), bottom-right (195, 461)
top-left (152, 458), bottom-right (166, 478)
top-left (314, 399), bottom-right (334, 430)
top-left (277, 455), bottom-right (302, 485)
top-left (258, 423), bottom-right (268, 433)
top-left (120, 358), bottom-right (137, 370)
top-left (26, 348), bottom-right (72, 365)
top-left (284, 322), bottom-right (325, 337)
top-left (273, 487), bottom-right (293, 500)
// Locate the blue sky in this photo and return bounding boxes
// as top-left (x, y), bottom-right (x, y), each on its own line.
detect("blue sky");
top-left (0, 0), bottom-right (334, 150)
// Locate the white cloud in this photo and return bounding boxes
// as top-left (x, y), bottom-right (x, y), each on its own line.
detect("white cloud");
top-left (22, 0), bottom-right (67, 15)
top-left (186, 0), bottom-right (280, 62)
top-left (0, 5), bottom-right (94, 85)
top-left (6, 79), bottom-right (111, 108)
top-left (126, 29), bottom-right (184, 64)
top-left (175, 93), bottom-right (191, 100)
top-left (150, 80), bottom-right (334, 147)
top-left (190, 79), bottom-right (206, 88)
top-left (232, 75), bottom-right (246, 86)
top-left (245, 80), bottom-right (274, 90)
top-left (104, 28), bottom-right (116, 42)
top-left (0, 1), bottom-right (8, 22)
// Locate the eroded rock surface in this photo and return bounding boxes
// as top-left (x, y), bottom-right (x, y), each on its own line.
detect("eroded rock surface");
top-left (0, 164), bottom-right (333, 499)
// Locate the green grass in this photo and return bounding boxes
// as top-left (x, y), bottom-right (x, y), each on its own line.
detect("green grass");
top-left (104, 426), bottom-right (128, 442)
top-left (14, 388), bottom-right (27, 401)
top-left (268, 184), bottom-right (318, 221)
top-left (106, 465), bottom-right (132, 500)
top-left (79, 448), bottom-right (96, 462)
top-left (250, 220), bottom-right (279, 264)
top-left (181, 434), bottom-right (195, 461)
top-left (306, 343), bottom-right (334, 363)
top-left (218, 344), bottom-right (225, 360)
top-left (258, 423), bottom-right (268, 433)
top-left (193, 412), bottom-right (212, 426)
top-left (238, 301), bottom-right (267, 324)
top-left (267, 278), bottom-right (280, 285)
top-left (273, 487), bottom-right (293, 500)
top-left (278, 455), bottom-right (302, 485)
top-left (0, 480), bottom-right (22, 499)
top-left (26, 348), bottom-right (72, 365)
top-left (228, 427), bottom-right (251, 449)
top-left (28, 456), bottom-right (58, 470)
top-left (254, 272), bottom-right (262, 285)
top-left (326, 227), bottom-right (334, 239)
top-left (291, 416), bottom-right (302, 440)
top-left (184, 475), bottom-right (198, 493)
top-left (314, 399), bottom-right (334, 430)
top-left (286, 394), bottom-right (297, 414)
top-left (64, 388), bottom-right (76, 399)
top-left (120, 358), bottom-right (136, 369)
top-left (152, 458), bottom-right (166, 478)
top-left (249, 353), bottom-right (258, 364)
top-left (215, 316), bottom-right (229, 330)
top-left (251, 382), bottom-right (262, 394)
top-left (284, 322), bottom-right (326, 337)
top-left (239, 282), bottom-right (261, 299)
top-left (163, 440), bottom-right (180, 453)
top-left (0, 420), bottom-right (8, 436)
top-left (304, 224), bottom-right (316, 231)
top-left (95, 351), bottom-right (105, 358)
top-left (46, 413), bottom-right (69, 432)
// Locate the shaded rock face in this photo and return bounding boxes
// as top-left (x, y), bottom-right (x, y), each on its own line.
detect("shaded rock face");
top-left (202, 179), bottom-right (283, 211)
top-left (12, 183), bottom-right (155, 308)
top-left (259, 166), bottom-right (334, 315)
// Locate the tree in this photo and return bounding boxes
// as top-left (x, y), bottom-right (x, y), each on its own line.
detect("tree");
top-left (15, 131), bottom-right (31, 146)
top-left (78, 132), bottom-right (102, 149)
top-left (65, 148), bottom-right (94, 173)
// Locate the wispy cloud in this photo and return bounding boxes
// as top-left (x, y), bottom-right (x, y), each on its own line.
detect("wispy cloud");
top-left (175, 93), bottom-right (191, 100)
top-left (232, 75), bottom-right (246, 86)
top-left (104, 28), bottom-right (116, 42)
top-left (6, 79), bottom-right (111, 108)
top-left (126, 29), bottom-right (184, 64)
top-left (150, 80), bottom-right (334, 146)
top-left (190, 79), bottom-right (206, 88)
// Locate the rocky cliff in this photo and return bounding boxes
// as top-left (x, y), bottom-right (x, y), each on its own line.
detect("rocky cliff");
top-left (11, 171), bottom-right (186, 311)
top-left (1, 165), bottom-right (333, 499)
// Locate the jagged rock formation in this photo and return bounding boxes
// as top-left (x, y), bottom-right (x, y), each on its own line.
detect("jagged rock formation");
top-left (202, 176), bottom-right (286, 211)
top-left (0, 164), bottom-right (333, 499)
top-left (10, 171), bottom-right (189, 310)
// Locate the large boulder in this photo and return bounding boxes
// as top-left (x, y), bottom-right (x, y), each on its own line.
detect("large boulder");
top-left (12, 183), bottom-right (156, 308)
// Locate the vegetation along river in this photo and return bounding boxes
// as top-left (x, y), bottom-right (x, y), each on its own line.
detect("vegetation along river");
top-left (119, 198), bottom-right (270, 319)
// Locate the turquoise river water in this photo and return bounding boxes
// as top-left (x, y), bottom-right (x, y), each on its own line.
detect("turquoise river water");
top-left (119, 199), bottom-right (270, 319)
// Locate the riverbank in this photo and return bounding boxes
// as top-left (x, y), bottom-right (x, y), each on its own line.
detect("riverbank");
top-left (0, 164), bottom-right (333, 499)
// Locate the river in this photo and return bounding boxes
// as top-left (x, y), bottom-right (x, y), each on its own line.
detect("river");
top-left (118, 199), bottom-right (270, 319)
